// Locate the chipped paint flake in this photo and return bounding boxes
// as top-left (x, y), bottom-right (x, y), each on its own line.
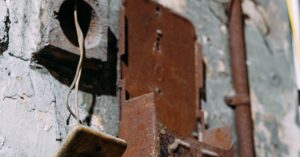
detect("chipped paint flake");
top-left (90, 115), bottom-right (104, 132)
top-left (155, 0), bottom-right (186, 13)
top-left (242, 0), bottom-right (269, 35)
top-left (217, 61), bottom-right (226, 72)
top-left (34, 103), bottom-right (55, 131)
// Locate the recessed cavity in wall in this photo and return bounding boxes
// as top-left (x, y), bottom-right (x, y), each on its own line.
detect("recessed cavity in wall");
top-left (42, 0), bottom-right (107, 60)
top-left (33, 28), bottom-right (117, 96)
top-left (156, 6), bottom-right (161, 17)
top-left (154, 29), bottom-right (163, 52)
top-left (57, 0), bottom-right (93, 47)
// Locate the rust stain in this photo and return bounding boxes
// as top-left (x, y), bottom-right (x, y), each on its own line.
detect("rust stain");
top-left (119, 93), bottom-right (159, 157)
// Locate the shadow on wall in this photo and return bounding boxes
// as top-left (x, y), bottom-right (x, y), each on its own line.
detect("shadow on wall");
top-left (0, 12), bottom-right (10, 54)
top-left (32, 28), bottom-right (118, 96)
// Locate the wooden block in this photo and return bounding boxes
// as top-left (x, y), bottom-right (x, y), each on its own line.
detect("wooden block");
top-left (54, 125), bottom-right (127, 157)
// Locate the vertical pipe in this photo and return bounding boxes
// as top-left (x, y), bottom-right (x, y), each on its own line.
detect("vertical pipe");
top-left (228, 0), bottom-right (255, 156)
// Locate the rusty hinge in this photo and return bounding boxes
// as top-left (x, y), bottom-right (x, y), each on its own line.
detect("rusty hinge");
top-left (118, 0), bottom-right (233, 156)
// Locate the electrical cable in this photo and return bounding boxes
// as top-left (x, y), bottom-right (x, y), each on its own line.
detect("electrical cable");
top-left (66, 0), bottom-right (85, 123)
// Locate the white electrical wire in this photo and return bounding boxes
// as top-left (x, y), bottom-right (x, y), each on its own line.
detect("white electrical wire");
top-left (66, 1), bottom-right (84, 123)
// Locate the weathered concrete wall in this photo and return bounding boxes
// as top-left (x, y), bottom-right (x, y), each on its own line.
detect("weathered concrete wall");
top-left (156, 0), bottom-right (300, 156)
top-left (0, 0), bottom-right (120, 156)
top-left (244, 0), bottom-right (300, 156)
top-left (0, 0), bottom-right (299, 156)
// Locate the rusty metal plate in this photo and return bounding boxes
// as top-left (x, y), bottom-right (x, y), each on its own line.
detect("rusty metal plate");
top-left (187, 139), bottom-right (233, 157)
top-left (160, 125), bottom-right (233, 157)
top-left (119, 93), bottom-right (159, 157)
top-left (119, 92), bottom-right (233, 157)
top-left (203, 126), bottom-right (233, 151)
top-left (120, 0), bottom-right (200, 137)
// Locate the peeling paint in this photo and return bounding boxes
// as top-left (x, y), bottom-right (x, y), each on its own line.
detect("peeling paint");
top-left (34, 103), bottom-right (55, 131)
top-left (90, 115), bottom-right (104, 132)
top-left (242, 0), bottom-right (269, 35)
top-left (217, 61), bottom-right (226, 73)
top-left (220, 25), bottom-right (227, 34)
top-left (155, 0), bottom-right (186, 13)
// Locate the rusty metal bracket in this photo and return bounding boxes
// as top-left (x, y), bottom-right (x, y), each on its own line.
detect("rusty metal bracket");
top-left (119, 0), bottom-right (233, 156)
top-left (224, 93), bottom-right (250, 106)
top-left (119, 92), bottom-right (233, 157)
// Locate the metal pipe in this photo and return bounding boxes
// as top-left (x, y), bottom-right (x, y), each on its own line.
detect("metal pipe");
top-left (228, 0), bottom-right (255, 156)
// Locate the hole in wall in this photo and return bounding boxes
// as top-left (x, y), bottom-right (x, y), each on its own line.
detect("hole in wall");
top-left (57, 0), bottom-right (93, 47)
top-left (155, 87), bottom-right (162, 95)
top-left (155, 29), bottom-right (163, 52)
top-left (33, 28), bottom-right (118, 96)
top-left (155, 5), bottom-right (160, 17)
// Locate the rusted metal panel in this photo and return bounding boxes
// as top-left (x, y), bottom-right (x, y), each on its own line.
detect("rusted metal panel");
top-left (228, 0), bottom-right (255, 157)
top-left (162, 131), bottom-right (233, 157)
top-left (119, 0), bottom-right (234, 156)
top-left (119, 92), bottom-right (233, 157)
top-left (119, 93), bottom-right (159, 157)
top-left (121, 0), bottom-right (199, 137)
top-left (203, 126), bottom-right (232, 151)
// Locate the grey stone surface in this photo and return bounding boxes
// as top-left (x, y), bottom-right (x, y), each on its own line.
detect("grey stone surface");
top-left (0, 0), bottom-right (120, 156)
top-left (184, 0), bottom-right (234, 130)
top-left (245, 1), bottom-right (300, 156)
top-left (157, 0), bottom-right (300, 156)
